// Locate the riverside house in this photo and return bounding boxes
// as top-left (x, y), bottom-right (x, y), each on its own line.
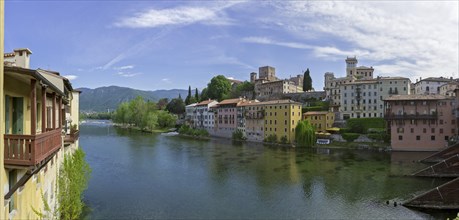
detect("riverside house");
top-left (1, 48), bottom-right (80, 219)
top-left (384, 94), bottom-right (455, 151)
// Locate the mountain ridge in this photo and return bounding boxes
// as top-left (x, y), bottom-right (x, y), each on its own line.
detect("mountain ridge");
top-left (78, 85), bottom-right (187, 112)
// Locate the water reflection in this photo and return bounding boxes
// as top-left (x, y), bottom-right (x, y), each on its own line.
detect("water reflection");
top-left (80, 123), bottom-right (456, 219)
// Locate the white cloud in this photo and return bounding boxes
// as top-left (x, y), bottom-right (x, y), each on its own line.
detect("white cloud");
top-left (260, 1), bottom-right (458, 79)
top-left (242, 36), bottom-right (312, 49)
top-left (161, 78), bottom-right (171, 83)
top-left (115, 2), bottom-right (242, 28)
top-left (63, 75), bottom-right (78, 80)
top-left (117, 71), bottom-right (142, 77)
top-left (114, 65), bottom-right (134, 70)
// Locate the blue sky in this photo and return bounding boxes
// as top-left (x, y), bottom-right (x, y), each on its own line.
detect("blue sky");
top-left (4, 1), bottom-right (458, 91)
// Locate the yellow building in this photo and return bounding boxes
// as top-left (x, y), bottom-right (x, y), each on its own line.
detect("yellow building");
top-left (1, 0), bottom-right (5, 212)
top-left (303, 111), bottom-right (335, 132)
top-left (261, 100), bottom-right (302, 143)
top-left (1, 49), bottom-right (80, 219)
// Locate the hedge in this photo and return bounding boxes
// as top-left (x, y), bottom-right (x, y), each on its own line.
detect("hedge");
top-left (342, 133), bottom-right (360, 142)
top-left (346, 118), bottom-right (386, 133)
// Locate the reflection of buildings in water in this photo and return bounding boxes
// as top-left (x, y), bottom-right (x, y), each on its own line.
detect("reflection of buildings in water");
top-left (390, 151), bottom-right (433, 176)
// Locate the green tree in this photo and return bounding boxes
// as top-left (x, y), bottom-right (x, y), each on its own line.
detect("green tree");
top-left (295, 120), bottom-right (316, 147)
top-left (157, 110), bottom-right (177, 128)
top-left (200, 88), bottom-right (209, 101)
top-left (303, 68), bottom-right (313, 91)
top-left (113, 102), bottom-right (129, 124)
top-left (166, 97), bottom-right (185, 115)
top-left (207, 75), bottom-right (232, 101)
top-left (232, 129), bottom-right (246, 141)
top-left (230, 81), bottom-right (254, 98)
top-left (195, 88), bottom-right (199, 102)
top-left (185, 86), bottom-right (192, 105)
top-left (156, 98), bottom-right (169, 110)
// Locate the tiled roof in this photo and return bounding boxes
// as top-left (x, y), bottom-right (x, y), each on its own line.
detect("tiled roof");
top-left (218, 98), bottom-right (245, 105)
top-left (4, 52), bottom-right (14, 58)
top-left (384, 94), bottom-right (453, 101)
top-left (196, 100), bottom-right (216, 106)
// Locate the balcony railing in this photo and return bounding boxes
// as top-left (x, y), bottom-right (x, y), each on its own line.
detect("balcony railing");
top-left (384, 113), bottom-right (437, 120)
top-left (4, 129), bottom-right (62, 166)
top-left (64, 130), bottom-right (79, 144)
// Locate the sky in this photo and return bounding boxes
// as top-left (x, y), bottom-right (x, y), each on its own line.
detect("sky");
top-left (4, 1), bottom-right (459, 91)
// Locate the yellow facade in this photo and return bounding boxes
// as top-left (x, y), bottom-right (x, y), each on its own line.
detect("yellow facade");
top-left (262, 100), bottom-right (302, 143)
top-left (1, 51), bottom-right (80, 219)
top-left (1, 0), bottom-right (5, 214)
top-left (303, 111), bottom-right (335, 132)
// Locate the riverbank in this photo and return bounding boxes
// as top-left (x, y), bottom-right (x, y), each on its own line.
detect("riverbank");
top-left (112, 123), bottom-right (172, 133)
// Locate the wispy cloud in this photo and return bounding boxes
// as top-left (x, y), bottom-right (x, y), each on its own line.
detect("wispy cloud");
top-left (114, 65), bottom-right (134, 70)
top-left (63, 75), bottom-right (78, 80)
top-left (161, 78), bottom-right (171, 83)
top-left (114, 2), bottom-right (242, 28)
top-left (117, 71), bottom-right (142, 77)
top-left (242, 36), bottom-right (312, 49)
top-left (261, 1), bottom-right (458, 79)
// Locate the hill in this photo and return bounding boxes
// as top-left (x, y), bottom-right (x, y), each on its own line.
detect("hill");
top-left (78, 86), bottom-right (187, 112)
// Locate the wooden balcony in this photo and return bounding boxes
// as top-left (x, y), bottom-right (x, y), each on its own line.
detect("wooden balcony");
top-left (4, 129), bottom-right (62, 166)
top-left (64, 130), bottom-right (79, 144)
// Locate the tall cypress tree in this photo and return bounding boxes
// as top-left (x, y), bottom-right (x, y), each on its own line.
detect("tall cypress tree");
top-left (195, 88), bottom-right (199, 102)
top-left (185, 86), bottom-right (192, 105)
top-left (303, 68), bottom-right (312, 91)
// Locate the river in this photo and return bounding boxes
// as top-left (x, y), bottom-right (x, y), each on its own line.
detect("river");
top-left (80, 120), bottom-right (457, 219)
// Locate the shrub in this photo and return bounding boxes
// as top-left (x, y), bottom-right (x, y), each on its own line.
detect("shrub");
top-left (342, 133), bottom-right (360, 142)
top-left (264, 134), bottom-right (278, 143)
top-left (280, 135), bottom-right (288, 144)
top-left (232, 129), bottom-right (246, 141)
top-left (346, 118), bottom-right (386, 134)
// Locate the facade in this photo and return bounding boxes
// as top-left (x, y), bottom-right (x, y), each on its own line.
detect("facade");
top-left (413, 77), bottom-right (453, 95)
top-left (1, 49), bottom-right (80, 219)
top-left (185, 103), bottom-right (198, 126)
top-left (339, 77), bottom-right (411, 119)
top-left (384, 95), bottom-right (455, 151)
top-left (0, 1), bottom-right (4, 212)
top-left (239, 101), bottom-right (264, 142)
top-left (252, 66), bottom-right (303, 100)
top-left (439, 81), bottom-right (459, 97)
top-left (194, 100), bottom-right (218, 131)
top-left (303, 111), bottom-right (335, 132)
top-left (262, 100), bottom-right (302, 143)
top-left (214, 98), bottom-right (247, 138)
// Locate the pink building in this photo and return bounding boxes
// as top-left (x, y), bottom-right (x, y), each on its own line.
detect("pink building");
top-left (384, 95), bottom-right (456, 151)
top-left (214, 98), bottom-right (246, 138)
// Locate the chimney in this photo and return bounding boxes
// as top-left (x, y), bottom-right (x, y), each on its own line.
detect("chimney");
top-left (13, 48), bottom-right (32, 68)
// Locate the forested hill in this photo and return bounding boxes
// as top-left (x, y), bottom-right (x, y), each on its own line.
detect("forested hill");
top-left (78, 86), bottom-right (187, 112)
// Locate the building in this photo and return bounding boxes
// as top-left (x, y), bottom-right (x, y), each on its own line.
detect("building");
top-left (339, 76), bottom-right (411, 119)
top-left (262, 100), bottom-right (302, 143)
top-left (194, 100), bottom-right (218, 131)
top-left (239, 100), bottom-right (263, 141)
top-left (303, 111), bottom-right (335, 132)
top-left (0, 1), bottom-right (5, 213)
top-left (214, 98), bottom-right (247, 138)
top-left (252, 66), bottom-right (303, 100)
top-left (439, 81), bottom-right (459, 97)
top-left (384, 94), bottom-right (455, 151)
top-left (413, 77), bottom-right (454, 95)
top-left (1, 48), bottom-right (81, 219)
top-left (185, 103), bottom-right (198, 126)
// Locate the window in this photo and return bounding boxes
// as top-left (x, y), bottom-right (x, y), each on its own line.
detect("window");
top-left (431, 136), bottom-right (435, 141)
top-left (398, 135), bottom-right (403, 140)
top-left (411, 128), bottom-right (414, 133)
top-left (423, 128), bottom-right (427, 133)
top-left (445, 136), bottom-right (449, 141)
top-left (440, 128), bottom-right (443, 134)
top-left (416, 136), bottom-right (421, 140)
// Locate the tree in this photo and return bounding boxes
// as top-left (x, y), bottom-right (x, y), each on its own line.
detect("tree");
top-left (185, 86), bottom-right (192, 105)
top-left (166, 98), bottom-right (185, 115)
top-left (200, 87), bottom-right (209, 101)
top-left (207, 75), bottom-right (232, 101)
top-left (157, 110), bottom-right (177, 128)
top-left (303, 68), bottom-right (313, 92)
top-left (195, 88), bottom-right (199, 102)
top-left (58, 149), bottom-right (91, 219)
top-left (230, 81), bottom-right (254, 98)
top-left (157, 98), bottom-right (169, 110)
top-left (295, 120), bottom-right (316, 147)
